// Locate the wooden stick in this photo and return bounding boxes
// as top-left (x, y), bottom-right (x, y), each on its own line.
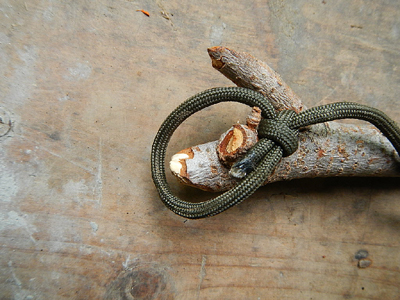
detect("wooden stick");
top-left (169, 47), bottom-right (400, 192)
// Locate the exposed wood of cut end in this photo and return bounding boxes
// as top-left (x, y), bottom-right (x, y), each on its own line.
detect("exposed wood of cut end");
top-left (208, 46), bottom-right (306, 113)
top-left (217, 124), bottom-right (258, 167)
top-left (170, 141), bottom-right (239, 192)
top-left (217, 107), bottom-right (261, 167)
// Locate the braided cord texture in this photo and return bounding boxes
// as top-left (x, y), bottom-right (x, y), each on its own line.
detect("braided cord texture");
top-left (258, 110), bottom-right (299, 156)
top-left (292, 102), bottom-right (400, 154)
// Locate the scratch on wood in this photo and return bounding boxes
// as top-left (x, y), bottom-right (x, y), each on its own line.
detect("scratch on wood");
top-left (122, 254), bottom-right (131, 269)
top-left (317, 85), bottom-right (339, 106)
top-left (32, 140), bottom-right (95, 175)
top-left (8, 261), bottom-right (22, 288)
top-left (94, 137), bottom-right (103, 205)
top-left (197, 255), bottom-right (207, 299)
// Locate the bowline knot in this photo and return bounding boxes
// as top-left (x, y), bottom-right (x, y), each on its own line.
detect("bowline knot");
top-left (258, 110), bottom-right (299, 156)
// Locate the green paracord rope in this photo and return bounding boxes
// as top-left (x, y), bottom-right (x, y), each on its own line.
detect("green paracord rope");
top-left (151, 87), bottom-right (400, 219)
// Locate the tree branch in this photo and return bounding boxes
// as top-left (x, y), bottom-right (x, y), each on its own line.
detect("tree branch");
top-left (169, 47), bottom-right (400, 192)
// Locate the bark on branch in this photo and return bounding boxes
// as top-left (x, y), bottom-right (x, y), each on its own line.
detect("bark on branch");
top-left (169, 47), bottom-right (400, 192)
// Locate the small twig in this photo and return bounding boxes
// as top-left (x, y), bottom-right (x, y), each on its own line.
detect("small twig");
top-left (169, 47), bottom-right (400, 192)
top-left (136, 9), bottom-right (150, 17)
top-left (208, 46), bottom-right (305, 113)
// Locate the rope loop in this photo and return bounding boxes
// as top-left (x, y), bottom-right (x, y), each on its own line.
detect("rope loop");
top-left (152, 87), bottom-right (400, 219)
top-left (258, 110), bottom-right (299, 156)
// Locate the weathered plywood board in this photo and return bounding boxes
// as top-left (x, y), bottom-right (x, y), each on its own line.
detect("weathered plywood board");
top-left (0, 1), bottom-right (399, 299)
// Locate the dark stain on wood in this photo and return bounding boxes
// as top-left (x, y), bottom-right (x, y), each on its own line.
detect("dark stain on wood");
top-left (104, 263), bottom-right (175, 300)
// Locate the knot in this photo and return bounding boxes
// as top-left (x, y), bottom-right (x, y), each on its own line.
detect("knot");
top-left (258, 110), bottom-right (299, 156)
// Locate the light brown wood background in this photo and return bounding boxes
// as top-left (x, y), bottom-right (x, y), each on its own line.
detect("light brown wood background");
top-left (1, 1), bottom-right (399, 299)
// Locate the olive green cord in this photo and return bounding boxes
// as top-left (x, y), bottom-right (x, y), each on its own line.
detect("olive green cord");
top-left (151, 87), bottom-right (400, 219)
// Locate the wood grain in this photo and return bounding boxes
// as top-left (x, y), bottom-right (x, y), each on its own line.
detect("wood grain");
top-left (1, 0), bottom-right (399, 299)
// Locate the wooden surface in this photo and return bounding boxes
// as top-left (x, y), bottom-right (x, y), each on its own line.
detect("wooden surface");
top-left (1, 1), bottom-right (399, 299)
